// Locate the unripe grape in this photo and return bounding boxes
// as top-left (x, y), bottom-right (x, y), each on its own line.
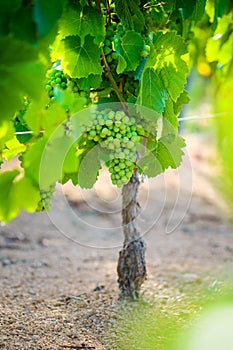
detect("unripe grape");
top-left (111, 52), bottom-right (118, 60)
top-left (107, 55), bottom-right (113, 63)
top-left (104, 39), bottom-right (111, 47)
top-left (106, 119), bottom-right (113, 127)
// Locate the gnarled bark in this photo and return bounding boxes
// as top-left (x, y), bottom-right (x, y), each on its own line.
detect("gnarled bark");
top-left (117, 170), bottom-right (147, 298)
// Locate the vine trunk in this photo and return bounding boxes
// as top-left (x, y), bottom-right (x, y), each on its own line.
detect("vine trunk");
top-left (117, 170), bottom-right (147, 298)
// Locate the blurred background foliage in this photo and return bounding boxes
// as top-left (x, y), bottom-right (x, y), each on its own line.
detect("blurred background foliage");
top-left (178, 0), bottom-right (233, 213)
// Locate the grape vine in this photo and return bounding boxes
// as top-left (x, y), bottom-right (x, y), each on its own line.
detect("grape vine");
top-left (0, 0), bottom-right (232, 224)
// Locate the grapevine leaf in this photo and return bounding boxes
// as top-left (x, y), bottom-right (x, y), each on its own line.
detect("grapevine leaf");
top-left (116, 56), bottom-right (127, 74)
top-left (157, 135), bottom-right (186, 170)
top-left (163, 91), bottom-right (189, 135)
top-left (173, 90), bottom-right (190, 116)
top-left (121, 31), bottom-right (144, 71)
top-left (175, 0), bottom-right (206, 22)
top-left (22, 137), bottom-right (48, 187)
top-left (24, 92), bottom-right (67, 133)
top-left (58, 2), bottom-right (82, 38)
top-left (193, 0), bottom-right (207, 22)
top-left (53, 87), bottom-right (87, 114)
top-left (2, 136), bottom-right (26, 161)
top-left (138, 67), bottom-right (168, 114)
top-left (147, 32), bottom-right (188, 102)
top-left (163, 98), bottom-right (178, 129)
top-left (160, 62), bottom-right (188, 101)
top-left (53, 35), bottom-right (102, 79)
top-left (206, 15), bottom-right (233, 65)
top-left (138, 150), bottom-right (163, 177)
top-left (115, 0), bottom-right (133, 29)
top-left (115, 0), bottom-right (144, 29)
top-left (0, 37), bottom-right (45, 121)
top-left (152, 31), bottom-right (187, 60)
top-left (59, 4), bottom-right (105, 45)
top-left (113, 33), bottom-right (127, 73)
top-left (0, 121), bottom-right (15, 149)
top-left (78, 74), bottom-right (102, 90)
top-left (78, 144), bottom-right (101, 189)
top-left (138, 134), bottom-right (185, 177)
top-left (34, 0), bottom-right (65, 37)
top-left (0, 170), bottom-right (40, 223)
top-left (39, 131), bottom-right (78, 189)
top-left (22, 126), bottom-right (79, 190)
top-left (0, 121), bottom-right (15, 164)
top-left (62, 143), bottom-right (79, 185)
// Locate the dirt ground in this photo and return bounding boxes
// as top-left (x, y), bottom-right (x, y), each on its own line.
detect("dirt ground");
top-left (1, 133), bottom-right (233, 349)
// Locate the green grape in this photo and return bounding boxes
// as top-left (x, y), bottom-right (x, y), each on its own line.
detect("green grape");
top-left (104, 46), bottom-right (111, 55)
top-left (37, 184), bottom-right (56, 212)
top-left (111, 52), bottom-right (118, 60)
top-left (107, 55), bottom-right (113, 63)
top-left (80, 109), bottom-right (145, 187)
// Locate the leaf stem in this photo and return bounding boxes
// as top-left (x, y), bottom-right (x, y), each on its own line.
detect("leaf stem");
top-left (101, 50), bottom-right (127, 113)
top-left (105, 0), bottom-right (111, 25)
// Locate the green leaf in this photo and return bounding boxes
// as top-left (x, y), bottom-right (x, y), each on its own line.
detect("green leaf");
top-left (138, 133), bottom-right (185, 177)
top-left (0, 37), bottom-right (45, 121)
top-left (78, 74), bottom-right (102, 90)
top-left (176, 0), bottom-right (206, 22)
top-left (138, 67), bottom-right (168, 114)
top-left (147, 32), bottom-right (188, 102)
top-left (157, 135), bottom-right (186, 170)
top-left (58, 2), bottom-right (82, 38)
top-left (206, 14), bottom-right (233, 65)
top-left (173, 90), bottom-right (190, 116)
top-left (0, 170), bottom-right (40, 223)
top-left (152, 31), bottom-right (187, 60)
top-left (115, 0), bottom-right (144, 29)
top-left (115, 0), bottom-right (133, 29)
top-left (2, 136), bottom-right (26, 161)
top-left (193, 0), bottom-right (207, 22)
top-left (163, 98), bottom-right (178, 129)
top-left (22, 136), bottom-right (48, 187)
top-left (59, 4), bottom-right (105, 45)
top-left (53, 87), bottom-right (87, 114)
top-left (0, 120), bottom-right (15, 148)
top-left (24, 92), bottom-right (64, 133)
top-left (138, 150), bottom-right (163, 178)
top-left (53, 34), bottom-right (102, 79)
top-left (116, 31), bottom-right (144, 71)
top-left (160, 62), bottom-right (188, 102)
top-left (34, 0), bottom-right (65, 37)
top-left (62, 143), bottom-right (79, 185)
top-left (78, 143), bottom-right (101, 189)
top-left (113, 33), bottom-right (127, 74)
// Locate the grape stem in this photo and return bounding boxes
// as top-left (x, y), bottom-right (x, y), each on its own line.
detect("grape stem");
top-left (95, 0), bottom-right (101, 10)
top-left (105, 0), bottom-right (111, 25)
top-left (101, 50), bottom-right (128, 113)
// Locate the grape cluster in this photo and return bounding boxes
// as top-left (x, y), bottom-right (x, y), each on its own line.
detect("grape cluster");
top-left (36, 184), bottom-right (56, 212)
top-left (81, 109), bottom-right (144, 187)
top-left (103, 23), bottom-right (120, 68)
top-left (46, 70), bottom-right (68, 99)
top-left (46, 69), bottom-right (91, 103)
